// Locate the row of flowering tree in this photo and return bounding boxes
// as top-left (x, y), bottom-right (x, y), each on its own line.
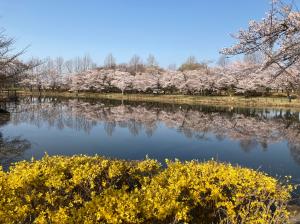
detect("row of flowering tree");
top-left (19, 58), bottom-right (300, 96)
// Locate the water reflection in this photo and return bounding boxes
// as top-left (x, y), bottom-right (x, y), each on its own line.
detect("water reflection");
top-left (7, 97), bottom-right (300, 163)
top-left (0, 97), bottom-right (300, 180)
top-left (0, 111), bottom-right (31, 167)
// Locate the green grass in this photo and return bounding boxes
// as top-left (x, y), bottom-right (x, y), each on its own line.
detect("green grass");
top-left (17, 90), bottom-right (300, 111)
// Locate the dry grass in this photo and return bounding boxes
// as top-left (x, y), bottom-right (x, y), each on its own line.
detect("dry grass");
top-left (17, 91), bottom-right (300, 111)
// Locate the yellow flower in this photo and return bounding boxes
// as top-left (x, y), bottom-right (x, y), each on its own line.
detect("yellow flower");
top-left (0, 155), bottom-right (292, 223)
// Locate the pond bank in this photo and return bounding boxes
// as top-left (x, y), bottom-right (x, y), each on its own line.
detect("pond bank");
top-left (19, 91), bottom-right (300, 111)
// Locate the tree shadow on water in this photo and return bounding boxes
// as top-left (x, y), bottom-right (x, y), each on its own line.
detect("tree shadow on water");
top-left (0, 111), bottom-right (31, 169)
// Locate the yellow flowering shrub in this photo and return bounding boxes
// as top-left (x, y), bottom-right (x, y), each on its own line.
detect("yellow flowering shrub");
top-left (0, 155), bottom-right (292, 224)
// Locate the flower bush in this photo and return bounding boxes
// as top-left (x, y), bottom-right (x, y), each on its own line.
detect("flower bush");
top-left (0, 155), bottom-right (292, 223)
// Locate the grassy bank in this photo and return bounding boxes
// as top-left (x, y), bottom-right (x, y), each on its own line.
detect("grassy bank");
top-left (19, 90), bottom-right (300, 111)
top-left (0, 155), bottom-right (293, 223)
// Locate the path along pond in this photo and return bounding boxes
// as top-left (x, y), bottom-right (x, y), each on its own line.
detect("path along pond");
top-left (1, 97), bottom-right (300, 187)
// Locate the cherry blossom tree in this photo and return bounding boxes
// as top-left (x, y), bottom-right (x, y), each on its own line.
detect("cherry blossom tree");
top-left (133, 72), bottom-right (160, 93)
top-left (111, 71), bottom-right (134, 94)
top-left (159, 71), bottom-right (184, 93)
top-left (19, 58), bottom-right (45, 91)
top-left (221, 0), bottom-right (300, 75)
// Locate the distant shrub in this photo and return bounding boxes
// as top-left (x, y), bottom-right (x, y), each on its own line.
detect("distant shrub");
top-left (0, 155), bottom-right (292, 223)
top-left (178, 62), bottom-right (208, 72)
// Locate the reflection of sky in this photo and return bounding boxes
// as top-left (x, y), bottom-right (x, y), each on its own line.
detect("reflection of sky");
top-left (2, 116), bottom-right (300, 184)
top-left (0, 98), bottom-right (300, 184)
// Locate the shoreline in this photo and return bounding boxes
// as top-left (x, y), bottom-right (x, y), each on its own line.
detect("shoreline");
top-left (17, 91), bottom-right (300, 111)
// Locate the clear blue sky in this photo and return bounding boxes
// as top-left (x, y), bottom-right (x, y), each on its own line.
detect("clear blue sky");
top-left (0, 0), bottom-right (271, 67)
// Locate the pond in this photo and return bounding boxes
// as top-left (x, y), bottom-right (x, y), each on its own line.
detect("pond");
top-left (1, 97), bottom-right (300, 185)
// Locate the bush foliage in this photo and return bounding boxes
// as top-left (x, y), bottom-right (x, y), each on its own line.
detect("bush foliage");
top-left (0, 155), bottom-right (292, 223)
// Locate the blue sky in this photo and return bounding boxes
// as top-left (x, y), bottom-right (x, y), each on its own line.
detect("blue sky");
top-left (0, 0), bottom-right (271, 67)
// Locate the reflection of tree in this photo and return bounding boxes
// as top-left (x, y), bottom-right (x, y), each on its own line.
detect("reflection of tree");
top-left (239, 139), bottom-right (258, 153)
top-left (285, 122), bottom-right (300, 165)
top-left (289, 144), bottom-right (300, 166)
top-left (0, 111), bottom-right (31, 168)
top-left (0, 136), bottom-right (31, 168)
top-left (8, 97), bottom-right (300, 165)
top-left (104, 122), bottom-right (116, 137)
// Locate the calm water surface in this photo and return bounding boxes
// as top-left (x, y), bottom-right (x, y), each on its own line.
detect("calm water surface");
top-left (1, 97), bottom-right (300, 184)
